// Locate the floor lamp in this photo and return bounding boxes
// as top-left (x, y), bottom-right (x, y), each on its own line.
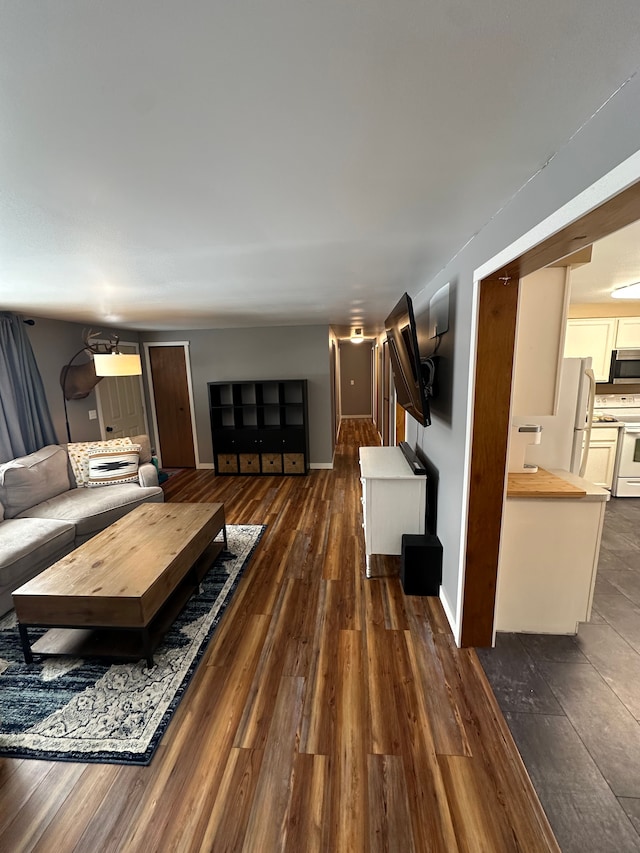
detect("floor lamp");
top-left (60, 329), bottom-right (142, 442)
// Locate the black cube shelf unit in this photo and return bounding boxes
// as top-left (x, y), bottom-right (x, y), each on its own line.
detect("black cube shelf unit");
top-left (208, 379), bottom-right (309, 476)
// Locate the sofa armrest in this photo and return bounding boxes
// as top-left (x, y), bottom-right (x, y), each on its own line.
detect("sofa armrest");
top-left (138, 462), bottom-right (160, 488)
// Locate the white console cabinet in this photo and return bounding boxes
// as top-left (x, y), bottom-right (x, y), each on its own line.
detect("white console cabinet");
top-left (359, 446), bottom-right (426, 576)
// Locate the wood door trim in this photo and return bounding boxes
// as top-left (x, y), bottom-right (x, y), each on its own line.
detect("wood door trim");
top-left (461, 178), bottom-right (640, 647)
top-left (143, 341), bottom-right (200, 469)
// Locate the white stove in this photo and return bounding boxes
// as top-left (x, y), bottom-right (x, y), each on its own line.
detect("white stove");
top-left (597, 395), bottom-right (640, 496)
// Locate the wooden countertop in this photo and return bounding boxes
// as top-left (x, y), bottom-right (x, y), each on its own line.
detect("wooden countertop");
top-left (507, 468), bottom-right (587, 498)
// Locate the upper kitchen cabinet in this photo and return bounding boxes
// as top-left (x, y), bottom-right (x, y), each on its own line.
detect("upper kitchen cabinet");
top-left (615, 317), bottom-right (640, 348)
top-left (564, 318), bottom-right (617, 381)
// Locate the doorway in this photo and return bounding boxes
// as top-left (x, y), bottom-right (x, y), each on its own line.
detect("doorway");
top-left (339, 340), bottom-right (373, 417)
top-left (461, 178), bottom-right (640, 647)
top-left (144, 342), bottom-right (198, 468)
top-left (95, 343), bottom-right (148, 439)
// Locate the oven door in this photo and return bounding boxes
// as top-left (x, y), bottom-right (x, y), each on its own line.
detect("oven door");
top-left (613, 424), bottom-right (640, 496)
top-left (610, 349), bottom-right (640, 384)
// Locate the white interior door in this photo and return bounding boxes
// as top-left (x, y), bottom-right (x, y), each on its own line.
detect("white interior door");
top-left (96, 344), bottom-right (148, 439)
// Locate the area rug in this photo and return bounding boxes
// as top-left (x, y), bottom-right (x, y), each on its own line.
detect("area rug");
top-left (0, 524), bottom-right (265, 766)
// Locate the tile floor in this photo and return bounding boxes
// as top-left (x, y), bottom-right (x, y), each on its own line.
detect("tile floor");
top-left (478, 497), bottom-right (640, 853)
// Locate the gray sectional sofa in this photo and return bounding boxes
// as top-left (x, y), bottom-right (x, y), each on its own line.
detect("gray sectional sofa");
top-left (0, 437), bottom-right (164, 615)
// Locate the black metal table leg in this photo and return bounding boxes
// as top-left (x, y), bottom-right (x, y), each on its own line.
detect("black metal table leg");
top-left (18, 623), bottom-right (33, 664)
top-left (140, 628), bottom-right (154, 668)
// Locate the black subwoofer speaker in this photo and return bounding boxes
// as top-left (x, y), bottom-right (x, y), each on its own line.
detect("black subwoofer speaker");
top-left (401, 533), bottom-right (443, 596)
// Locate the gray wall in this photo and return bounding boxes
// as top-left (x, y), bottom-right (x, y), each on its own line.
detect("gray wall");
top-left (339, 340), bottom-right (373, 416)
top-left (141, 325), bottom-right (333, 466)
top-left (25, 316), bottom-right (140, 444)
top-left (401, 72), bottom-right (640, 637)
top-left (23, 319), bottom-right (333, 468)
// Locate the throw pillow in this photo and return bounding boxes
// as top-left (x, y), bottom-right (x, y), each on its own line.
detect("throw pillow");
top-left (86, 444), bottom-right (141, 488)
top-left (67, 437), bottom-right (134, 487)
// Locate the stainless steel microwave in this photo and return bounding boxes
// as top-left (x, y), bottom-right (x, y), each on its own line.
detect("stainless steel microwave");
top-left (609, 348), bottom-right (640, 384)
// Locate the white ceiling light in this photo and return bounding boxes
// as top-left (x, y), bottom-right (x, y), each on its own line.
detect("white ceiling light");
top-left (351, 327), bottom-right (364, 343)
top-left (611, 282), bottom-right (640, 299)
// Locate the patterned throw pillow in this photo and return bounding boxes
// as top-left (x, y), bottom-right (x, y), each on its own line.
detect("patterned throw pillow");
top-left (86, 444), bottom-right (141, 488)
top-left (67, 437), bottom-right (134, 487)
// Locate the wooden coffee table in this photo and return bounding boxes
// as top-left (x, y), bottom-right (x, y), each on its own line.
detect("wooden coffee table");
top-left (13, 502), bottom-right (226, 667)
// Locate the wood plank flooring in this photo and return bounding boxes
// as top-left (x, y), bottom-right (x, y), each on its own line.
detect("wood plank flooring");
top-left (0, 419), bottom-right (560, 852)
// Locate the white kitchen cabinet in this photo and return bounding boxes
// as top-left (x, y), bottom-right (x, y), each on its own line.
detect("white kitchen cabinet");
top-left (564, 318), bottom-right (617, 381)
top-left (359, 446), bottom-right (426, 577)
top-left (584, 440), bottom-right (618, 489)
top-left (495, 469), bottom-right (609, 634)
top-left (615, 317), bottom-right (640, 349)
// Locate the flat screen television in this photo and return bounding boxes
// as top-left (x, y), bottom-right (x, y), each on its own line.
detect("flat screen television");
top-left (385, 292), bottom-right (431, 427)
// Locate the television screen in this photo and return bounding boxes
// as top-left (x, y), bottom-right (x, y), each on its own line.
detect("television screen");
top-left (385, 292), bottom-right (431, 427)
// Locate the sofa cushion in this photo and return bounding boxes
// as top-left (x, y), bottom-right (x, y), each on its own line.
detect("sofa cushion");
top-left (17, 484), bottom-right (164, 541)
top-left (0, 446), bottom-right (70, 519)
top-left (0, 518), bottom-right (75, 591)
top-left (66, 437), bottom-right (134, 487)
top-left (131, 434), bottom-right (152, 464)
top-left (87, 444), bottom-right (141, 488)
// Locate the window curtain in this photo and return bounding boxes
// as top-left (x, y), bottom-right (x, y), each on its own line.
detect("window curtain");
top-left (0, 312), bottom-right (58, 463)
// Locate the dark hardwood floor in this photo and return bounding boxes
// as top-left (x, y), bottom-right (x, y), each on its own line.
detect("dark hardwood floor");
top-left (0, 419), bottom-right (559, 852)
top-left (479, 497), bottom-right (640, 853)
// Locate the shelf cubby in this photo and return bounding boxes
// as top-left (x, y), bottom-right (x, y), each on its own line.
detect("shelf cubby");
top-left (209, 379), bottom-right (309, 476)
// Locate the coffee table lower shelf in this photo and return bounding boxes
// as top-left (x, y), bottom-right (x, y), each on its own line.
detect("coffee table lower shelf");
top-left (17, 535), bottom-right (225, 668)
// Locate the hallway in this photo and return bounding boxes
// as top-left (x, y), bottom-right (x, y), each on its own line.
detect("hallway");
top-left (478, 497), bottom-right (640, 852)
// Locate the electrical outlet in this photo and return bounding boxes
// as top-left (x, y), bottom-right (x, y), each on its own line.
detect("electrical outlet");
top-left (88, 410), bottom-right (97, 420)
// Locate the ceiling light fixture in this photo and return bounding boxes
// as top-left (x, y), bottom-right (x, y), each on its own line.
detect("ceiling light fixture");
top-left (611, 282), bottom-right (640, 299)
top-left (351, 327), bottom-right (364, 343)
top-left (60, 329), bottom-right (142, 441)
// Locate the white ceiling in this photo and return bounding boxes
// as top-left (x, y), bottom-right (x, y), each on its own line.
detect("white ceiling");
top-left (569, 219), bottom-right (640, 304)
top-left (1, 1), bottom-right (640, 331)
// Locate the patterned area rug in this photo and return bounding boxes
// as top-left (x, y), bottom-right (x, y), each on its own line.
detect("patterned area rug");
top-left (0, 524), bottom-right (264, 765)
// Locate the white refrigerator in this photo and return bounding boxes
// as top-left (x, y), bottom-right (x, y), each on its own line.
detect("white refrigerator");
top-left (516, 357), bottom-right (596, 475)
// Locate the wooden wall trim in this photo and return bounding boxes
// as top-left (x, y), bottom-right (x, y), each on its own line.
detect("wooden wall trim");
top-left (494, 180), bottom-right (640, 283)
top-left (460, 278), bottom-right (519, 647)
top-left (460, 178), bottom-right (640, 648)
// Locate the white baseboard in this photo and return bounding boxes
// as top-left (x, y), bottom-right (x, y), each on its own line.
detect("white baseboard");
top-left (197, 462), bottom-right (215, 470)
top-left (439, 587), bottom-right (459, 645)
top-left (340, 414), bottom-right (372, 419)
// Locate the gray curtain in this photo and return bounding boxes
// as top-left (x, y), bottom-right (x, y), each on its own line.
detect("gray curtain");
top-left (0, 312), bottom-right (58, 463)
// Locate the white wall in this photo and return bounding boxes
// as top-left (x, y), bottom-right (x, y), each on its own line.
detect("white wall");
top-left (404, 73), bottom-right (640, 642)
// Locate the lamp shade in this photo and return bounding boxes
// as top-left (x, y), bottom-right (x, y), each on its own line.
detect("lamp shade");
top-left (93, 352), bottom-right (142, 377)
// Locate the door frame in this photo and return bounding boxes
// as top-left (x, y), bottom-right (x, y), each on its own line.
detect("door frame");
top-left (142, 341), bottom-right (201, 469)
top-left (382, 339), bottom-right (390, 445)
top-left (95, 341), bottom-right (149, 440)
top-left (459, 155), bottom-right (640, 647)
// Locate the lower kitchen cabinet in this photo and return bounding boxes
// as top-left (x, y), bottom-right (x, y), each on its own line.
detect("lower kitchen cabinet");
top-left (583, 425), bottom-right (623, 489)
top-left (495, 469), bottom-right (609, 634)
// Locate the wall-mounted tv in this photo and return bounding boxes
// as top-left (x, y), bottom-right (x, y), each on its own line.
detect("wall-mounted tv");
top-left (385, 292), bottom-right (432, 427)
